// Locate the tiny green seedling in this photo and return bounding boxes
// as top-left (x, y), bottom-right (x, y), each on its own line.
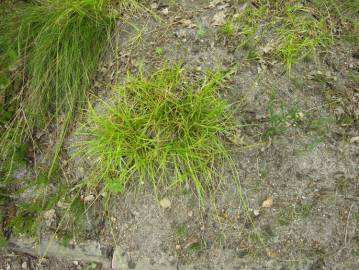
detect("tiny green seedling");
top-left (278, 203), bottom-right (313, 226)
top-left (196, 25), bottom-right (207, 39)
top-left (82, 263), bottom-right (98, 270)
top-left (155, 47), bottom-right (164, 56)
top-left (175, 223), bottom-right (188, 239)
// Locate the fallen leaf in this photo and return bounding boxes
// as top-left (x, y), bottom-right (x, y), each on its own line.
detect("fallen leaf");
top-left (179, 19), bottom-right (196, 28)
top-left (261, 197), bottom-right (273, 208)
top-left (184, 236), bottom-right (199, 249)
top-left (266, 248), bottom-right (278, 257)
top-left (160, 197), bottom-right (171, 208)
top-left (227, 131), bottom-right (245, 145)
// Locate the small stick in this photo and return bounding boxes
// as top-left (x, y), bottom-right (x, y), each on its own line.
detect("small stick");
top-left (344, 204), bottom-right (354, 246)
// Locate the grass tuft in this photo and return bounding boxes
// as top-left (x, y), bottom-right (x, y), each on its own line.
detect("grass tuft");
top-left (75, 66), bottom-right (234, 199)
top-left (276, 5), bottom-right (333, 71)
top-left (221, 0), bottom-right (358, 71)
top-left (0, 0), bottom-right (118, 175)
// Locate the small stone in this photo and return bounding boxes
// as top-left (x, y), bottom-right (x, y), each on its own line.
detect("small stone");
top-left (188, 211), bottom-right (193, 217)
top-left (174, 29), bottom-right (187, 38)
top-left (350, 136), bottom-right (359, 144)
top-left (296, 112), bottom-right (304, 120)
top-left (160, 8), bottom-right (169, 15)
top-left (175, 244), bottom-right (181, 250)
top-left (111, 217), bottom-right (117, 222)
top-left (21, 262), bottom-right (27, 269)
top-left (150, 3), bottom-right (158, 9)
top-left (73, 261), bottom-right (79, 266)
top-left (253, 209), bottom-right (260, 217)
top-left (160, 198), bottom-right (171, 209)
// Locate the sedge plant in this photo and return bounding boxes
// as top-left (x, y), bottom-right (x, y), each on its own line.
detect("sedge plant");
top-left (75, 66), bottom-right (235, 200)
top-left (0, 0), bottom-right (120, 177)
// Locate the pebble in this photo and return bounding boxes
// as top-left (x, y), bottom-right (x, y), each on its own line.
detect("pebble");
top-left (83, 194), bottom-right (95, 203)
top-left (160, 198), bottom-right (171, 209)
top-left (150, 3), bottom-right (158, 9)
top-left (21, 262), bottom-right (27, 269)
top-left (350, 136), bottom-right (359, 144)
top-left (160, 8), bottom-right (169, 15)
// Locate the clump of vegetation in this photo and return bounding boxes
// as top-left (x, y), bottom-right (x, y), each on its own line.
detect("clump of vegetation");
top-left (0, 0), bottom-right (118, 175)
top-left (75, 66), bottom-right (234, 199)
top-left (0, 0), bottom-right (140, 242)
top-left (276, 4), bottom-right (332, 71)
top-left (221, 0), bottom-right (357, 71)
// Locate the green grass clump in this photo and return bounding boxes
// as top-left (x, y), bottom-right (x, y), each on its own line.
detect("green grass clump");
top-left (221, 0), bottom-right (359, 71)
top-left (0, 0), bottom-right (117, 174)
top-left (75, 66), bottom-right (234, 199)
top-left (276, 5), bottom-right (332, 71)
top-left (14, 0), bottom-right (114, 125)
